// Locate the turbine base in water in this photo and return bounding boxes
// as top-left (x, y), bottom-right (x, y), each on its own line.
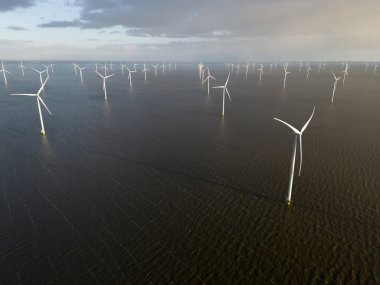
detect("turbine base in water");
top-left (286, 201), bottom-right (291, 207)
top-left (41, 130), bottom-right (46, 135)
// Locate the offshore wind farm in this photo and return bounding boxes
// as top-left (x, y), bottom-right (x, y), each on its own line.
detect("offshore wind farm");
top-left (1, 0), bottom-right (380, 284)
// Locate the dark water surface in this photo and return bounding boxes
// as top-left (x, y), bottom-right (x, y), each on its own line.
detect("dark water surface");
top-left (0, 62), bottom-right (379, 284)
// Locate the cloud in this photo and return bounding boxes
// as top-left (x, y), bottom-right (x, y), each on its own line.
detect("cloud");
top-left (37, 0), bottom-right (380, 41)
top-left (0, 0), bottom-right (36, 11)
top-left (7, 25), bottom-right (27, 31)
top-left (38, 19), bottom-right (83, 28)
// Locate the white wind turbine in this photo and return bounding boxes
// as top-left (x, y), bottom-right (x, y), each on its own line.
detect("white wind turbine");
top-left (317, 63), bottom-right (322, 73)
top-left (365, 62), bottom-right (368, 72)
top-left (235, 64), bottom-right (240, 75)
top-left (306, 65), bottom-right (312, 79)
top-left (212, 72), bottom-right (231, 116)
top-left (126, 67), bottom-right (136, 87)
top-left (269, 63), bottom-right (273, 73)
top-left (72, 63), bottom-right (78, 76)
top-left (10, 76), bottom-right (52, 135)
top-left (244, 63), bottom-right (250, 78)
top-left (17, 61), bottom-right (27, 76)
top-left (31, 68), bottom-right (48, 88)
top-left (331, 71), bottom-right (341, 103)
top-left (101, 64), bottom-right (108, 76)
top-left (94, 63), bottom-right (98, 73)
top-left (374, 63), bottom-right (378, 76)
top-left (74, 64), bottom-right (87, 83)
top-left (283, 66), bottom-right (290, 89)
top-left (161, 63), bottom-right (166, 74)
top-left (141, 64), bottom-right (150, 81)
top-left (274, 107), bottom-right (315, 206)
top-left (257, 64), bottom-right (263, 83)
top-left (342, 63), bottom-right (349, 85)
top-left (0, 62), bottom-right (11, 85)
top-left (299, 62), bottom-right (303, 72)
top-left (120, 64), bottom-right (126, 76)
top-left (203, 67), bottom-right (216, 95)
top-left (174, 63), bottom-right (177, 71)
top-left (95, 71), bottom-right (114, 100)
top-left (152, 64), bottom-right (159, 77)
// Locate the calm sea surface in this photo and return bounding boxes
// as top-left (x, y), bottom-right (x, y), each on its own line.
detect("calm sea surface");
top-left (0, 62), bottom-right (379, 284)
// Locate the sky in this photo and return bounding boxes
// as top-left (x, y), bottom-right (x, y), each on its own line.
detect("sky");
top-left (1, 0), bottom-right (380, 61)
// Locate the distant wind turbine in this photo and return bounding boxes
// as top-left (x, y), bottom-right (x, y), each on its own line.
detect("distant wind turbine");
top-left (17, 61), bottom-right (27, 76)
top-left (141, 64), bottom-right (150, 81)
top-left (95, 71), bottom-right (114, 100)
top-left (152, 64), bottom-right (159, 77)
top-left (10, 76), bottom-right (52, 135)
top-left (331, 72), bottom-right (341, 103)
top-left (126, 67), bottom-right (136, 87)
top-left (203, 67), bottom-right (216, 95)
top-left (244, 63), bottom-right (250, 78)
top-left (31, 67), bottom-right (48, 88)
top-left (365, 62), bottom-right (368, 72)
top-left (374, 63), bottom-right (378, 76)
top-left (212, 72), bottom-right (231, 116)
top-left (0, 62), bottom-right (11, 85)
top-left (342, 63), bottom-right (349, 85)
top-left (269, 63), bottom-right (273, 73)
top-left (283, 66), bottom-right (290, 89)
top-left (274, 107), bottom-right (315, 206)
top-left (257, 64), bottom-right (263, 83)
top-left (74, 64), bottom-right (87, 83)
top-left (306, 65), bottom-right (312, 80)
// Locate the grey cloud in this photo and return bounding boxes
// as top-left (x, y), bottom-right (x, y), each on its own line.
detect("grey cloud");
top-left (38, 19), bottom-right (83, 28)
top-left (8, 25), bottom-right (27, 31)
top-left (0, 0), bottom-right (36, 11)
top-left (37, 0), bottom-right (380, 40)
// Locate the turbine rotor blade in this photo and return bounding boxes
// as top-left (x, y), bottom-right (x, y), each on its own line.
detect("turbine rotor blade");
top-left (300, 107), bottom-right (315, 133)
top-left (273, 118), bottom-right (301, 134)
top-left (225, 87), bottom-right (231, 101)
top-left (37, 96), bottom-right (52, 115)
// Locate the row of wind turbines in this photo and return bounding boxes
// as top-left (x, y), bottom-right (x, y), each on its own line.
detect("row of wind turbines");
top-left (2, 61), bottom-right (377, 206)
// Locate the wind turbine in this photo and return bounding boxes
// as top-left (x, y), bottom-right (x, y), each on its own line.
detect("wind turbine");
top-left (95, 71), bottom-right (114, 100)
top-left (126, 67), bottom-right (136, 87)
top-left (94, 63), bottom-right (98, 73)
top-left (161, 63), bottom-right (166, 74)
top-left (306, 65), bottom-right (312, 80)
top-left (152, 64), bottom-right (159, 77)
top-left (17, 61), bottom-right (27, 76)
top-left (299, 62), bottom-right (303, 72)
top-left (274, 107), bottom-right (315, 206)
top-left (141, 64), bottom-right (150, 81)
top-left (203, 67), bottom-right (216, 95)
top-left (331, 72), bottom-right (341, 103)
top-left (374, 63), bottom-right (378, 76)
top-left (317, 63), bottom-right (322, 73)
top-left (31, 68), bottom-right (48, 88)
top-left (120, 64), bottom-right (126, 76)
top-left (0, 62), bottom-right (11, 85)
top-left (257, 64), bottom-right (263, 83)
top-left (212, 72), bottom-right (231, 116)
top-left (342, 63), bottom-right (349, 85)
top-left (244, 63), bottom-right (250, 78)
top-left (269, 63), bottom-right (273, 73)
top-left (74, 64), bottom-right (87, 83)
top-left (365, 62), bottom-right (368, 72)
top-left (283, 66), bottom-right (290, 89)
top-left (235, 64), bottom-right (240, 75)
top-left (72, 63), bottom-right (78, 76)
top-left (101, 64), bottom-right (108, 76)
top-left (10, 76), bottom-right (52, 135)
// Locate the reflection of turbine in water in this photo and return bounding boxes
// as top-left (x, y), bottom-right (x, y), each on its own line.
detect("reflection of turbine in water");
top-left (274, 107), bottom-right (315, 206)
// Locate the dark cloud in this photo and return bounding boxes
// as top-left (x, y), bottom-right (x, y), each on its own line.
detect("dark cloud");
top-left (0, 0), bottom-right (36, 11)
top-left (7, 25), bottom-right (27, 31)
top-left (38, 19), bottom-right (84, 28)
